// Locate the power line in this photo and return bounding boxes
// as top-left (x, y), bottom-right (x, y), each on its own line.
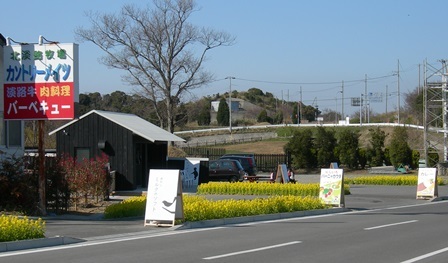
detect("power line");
top-left (234, 74), bottom-right (396, 86)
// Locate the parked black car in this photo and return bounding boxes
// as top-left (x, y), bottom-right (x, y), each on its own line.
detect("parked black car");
top-left (219, 155), bottom-right (257, 176)
top-left (208, 159), bottom-right (246, 182)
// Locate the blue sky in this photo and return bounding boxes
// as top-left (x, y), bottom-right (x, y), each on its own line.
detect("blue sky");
top-left (2, 0), bottom-right (447, 117)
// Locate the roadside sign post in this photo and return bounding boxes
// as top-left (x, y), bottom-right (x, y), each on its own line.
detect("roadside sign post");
top-left (275, 164), bottom-right (289, 183)
top-left (416, 168), bottom-right (438, 199)
top-left (3, 39), bottom-right (79, 215)
top-left (145, 169), bottom-right (184, 227)
top-left (319, 168), bottom-right (345, 207)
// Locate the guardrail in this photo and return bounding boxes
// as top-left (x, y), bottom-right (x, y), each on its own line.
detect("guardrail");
top-left (174, 123), bottom-right (425, 135)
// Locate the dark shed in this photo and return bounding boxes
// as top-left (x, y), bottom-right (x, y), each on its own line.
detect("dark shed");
top-left (49, 110), bottom-right (185, 190)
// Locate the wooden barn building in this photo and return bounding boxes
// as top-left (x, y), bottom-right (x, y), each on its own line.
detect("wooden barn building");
top-left (49, 110), bottom-right (185, 190)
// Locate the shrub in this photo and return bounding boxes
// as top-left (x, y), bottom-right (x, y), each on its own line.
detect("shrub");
top-left (388, 126), bottom-right (412, 167)
top-left (0, 156), bottom-right (38, 214)
top-left (104, 194), bottom-right (329, 221)
top-left (196, 182), bottom-right (350, 196)
top-left (183, 195), bottom-right (327, 221)
top-left (345, 175), bottom-right (445, 186)
top-left (0, 214), bottom-right (45, 242)
top-left (59, 153), bottom-right (110, 210)
top-left (104, 196), bottom-right (146, 219)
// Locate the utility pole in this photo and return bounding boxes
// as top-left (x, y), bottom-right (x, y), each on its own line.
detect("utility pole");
top-left (341, 80), bottom-right (344, 120)
top-left (335, 96), bottom-right (338, 124)
top-left (360, 94), bottom-right (363, 126)
top-left (299, 86), bottom-right (303, 124)
top-left (418, 63), bottom-right (421, 94)
top-left (385, 85), bottom-right (388, 116)
top-left (397, 59), bottom-right (400, 124)
top-left (364, 74), bottom-right (368, 123)
top-left (225, 76), bottom-right (235, 133)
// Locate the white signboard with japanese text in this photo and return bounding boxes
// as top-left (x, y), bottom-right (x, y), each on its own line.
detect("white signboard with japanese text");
top-left (319, 168), bottom-right (344, 207)
top-left (144, 169), bottom-right (183, 226)
top-left (416, 168), bottom-right (438, 199)
top-left (3, 43), bottom-right (79, 120)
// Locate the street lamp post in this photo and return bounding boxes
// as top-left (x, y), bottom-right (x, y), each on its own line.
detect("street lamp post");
top-left (225, 76), bottom-right (235, 133)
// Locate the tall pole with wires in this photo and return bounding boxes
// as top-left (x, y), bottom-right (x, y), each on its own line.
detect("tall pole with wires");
top-left (341, 80), bottom-right (344, 120)
top-left (299, 86), bottom-right (303, 124)
top-left (397, 59), bottom-right (400, 124)
top-left (364, 74), bottom-right (368, 123)
top-left (225, 76), bottom-right (235, 133)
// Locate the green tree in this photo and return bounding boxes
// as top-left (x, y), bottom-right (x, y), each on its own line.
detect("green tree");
top-left (105, 91), bottom-right (131, 112)
top-left (292, 103), bottom-right (298, 124)
top-left (404, 87), bottom-right (424, 125)
top-left (314, 127), bottom-right (337, 167)
top-left (273, 111), bottom-right (284, 124)
top-left (197, 102), bottom-right (211, 126)
top-left (176, 103), bottom-right (188, 127)
top-left (257, 109), bottom-right (269, 123)
top-left (284, 129), bottom-right (316, 170)
top-left (388, 126), bottom-right (412, 167)
top-left (75, 0), bottom-right (235, 133)
top-left (217, 98), bottom-right (229, 126)
top-left (247, 87), bottom-right (264, 97)
top-left (368, 127), bottom-right (387, 166)
top-left (302, 105), bottom-right (319, 122)
top-left (336, 129), bottom-right (360, 169)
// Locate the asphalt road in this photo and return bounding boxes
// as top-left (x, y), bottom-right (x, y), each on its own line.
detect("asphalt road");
top-left (2, 185), bottom-right (448, 263)
top-left (2, 200), bottom-right (448, 263)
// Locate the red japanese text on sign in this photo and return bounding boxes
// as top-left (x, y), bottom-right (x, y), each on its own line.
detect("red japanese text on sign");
top-left (4, 82), bottom-right (74, 120)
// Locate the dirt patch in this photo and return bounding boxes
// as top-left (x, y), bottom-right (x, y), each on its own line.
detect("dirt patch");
top-left (221, 140), bottom-right (287, 154)
top-left (55, 198), bottom-right (125, 216)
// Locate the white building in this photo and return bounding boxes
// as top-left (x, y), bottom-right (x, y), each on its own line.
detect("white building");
top-left (210, 98), bottom-right (272, 124)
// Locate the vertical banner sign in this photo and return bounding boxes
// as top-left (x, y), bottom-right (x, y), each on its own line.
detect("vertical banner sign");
top-left (145, 169), bottom-right (184, 227)
top-left (416, 168), bottom-right (438, 199)
top-left (3, 43), bottom-right (79, 120)
top-left (319, 169), bottom-right (345, 207)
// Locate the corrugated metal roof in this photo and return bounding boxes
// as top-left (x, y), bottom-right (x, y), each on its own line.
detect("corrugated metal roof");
top-left (49, 110), bottom-right (185, 142)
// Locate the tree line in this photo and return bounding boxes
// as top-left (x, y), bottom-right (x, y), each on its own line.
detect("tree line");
top-left (285, 126), bottom-right (425, 171)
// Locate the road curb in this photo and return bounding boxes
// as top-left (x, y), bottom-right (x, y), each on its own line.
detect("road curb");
top-left (0, 236), bottom-right (84, 253)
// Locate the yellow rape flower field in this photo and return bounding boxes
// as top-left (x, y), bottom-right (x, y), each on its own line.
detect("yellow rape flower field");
top-left (0, 214), bottom-right (45, 242)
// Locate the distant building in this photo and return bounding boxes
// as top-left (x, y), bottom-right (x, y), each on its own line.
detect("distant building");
top-left (210, 98), bottom-right (271, 124)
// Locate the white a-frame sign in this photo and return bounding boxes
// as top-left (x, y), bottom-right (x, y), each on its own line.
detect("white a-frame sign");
top-left (416, 168), bottom-right (438, 200)
top-left (319, 168), bottom-right (345, 207)
top-left (144, 169), bottom-right (184, 227)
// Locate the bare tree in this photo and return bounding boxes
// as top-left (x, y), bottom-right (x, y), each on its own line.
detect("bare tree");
top-left (75, 0), bottom-right (235, 132)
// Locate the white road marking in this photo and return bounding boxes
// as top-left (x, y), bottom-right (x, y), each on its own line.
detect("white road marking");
top-left (0, 227), bottom-right (225, 258)
top-left (364, 220), bottom-right (418, 230)
top-left (203, 241), bottom-right (302, 260)
top-left (401, 246), bottom-right (448, 263)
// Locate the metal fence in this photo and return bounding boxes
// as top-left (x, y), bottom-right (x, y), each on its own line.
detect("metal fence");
top-left (180, 147), bottom-right (226, 157)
